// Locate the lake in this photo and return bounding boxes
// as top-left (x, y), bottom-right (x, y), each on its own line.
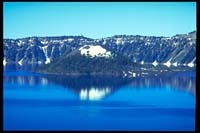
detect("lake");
top-left (3, 64), bottom-right (196, 131)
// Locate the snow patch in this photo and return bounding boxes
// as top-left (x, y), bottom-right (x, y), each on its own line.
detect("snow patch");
top-left (172, 62), bottom-right (178, 67)
top-left (103, 40), bottom-right (106, 45)
top-left (123, 71), bottom-right (127, 77)
top-left (187, 58), bottom-right (196, 67)
top-left (17, 40), bottom-right (23, 46)
top-left (116, 38), bottom-right (124, 45)
top-left (52, 40), bottom-right (60, 43)
top-left (18, 58), bottom-right (24, 66)
top-left (141, 68), bottom-right (148, 70)
top-left (152, 60), bottom-right (158, 67)
top-left (189, 42), bottom-right (193, 46)
top-left (127, 71), bottom-right (136, 77)
top-left (79, 45), bottom-right (111, 58)
top-left (141, 72), bottom-right (148, 75)
top-left (128, 71), bottom-right (132, 74)
top-left (67, 38), bottom-right (74, 42)
top-left (42, 45), bottom-right (51, 64)
top-left (41, 40), bottom-right (48, 44)
top-left (188, 62), bottom-right (194, 67)
top-left (3, 58), bottom-right (6, 66)
top-left (132, 73), bottom-right (136, 77)
top-left (163, 57), bottom-right (173, 67)
top-left (29, 39), bottom-right (34, 42)
top-left (45, 58), bottom-right (51, 64)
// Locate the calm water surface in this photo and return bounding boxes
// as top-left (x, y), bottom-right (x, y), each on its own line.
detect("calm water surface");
top-left (3, 64), bottom-right (196, 131)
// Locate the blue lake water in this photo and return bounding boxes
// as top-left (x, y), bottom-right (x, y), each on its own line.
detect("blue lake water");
top-left (3, 65), bottom-right (196, 131)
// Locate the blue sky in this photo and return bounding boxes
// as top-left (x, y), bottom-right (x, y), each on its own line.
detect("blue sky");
top-left (3, 2), bottom-right (196, 39)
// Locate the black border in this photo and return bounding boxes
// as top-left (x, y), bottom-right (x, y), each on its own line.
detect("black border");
top-left (2, 0), bottom-right (198, 133)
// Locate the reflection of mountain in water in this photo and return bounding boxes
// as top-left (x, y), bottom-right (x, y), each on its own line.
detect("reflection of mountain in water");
top-left (4, 75), bottom-right (49, 87)
top-left (79, 88), bottom-right (111, 100)
top-left (131, 76), bottom-right (195, 94)
top-left (46, 75), bottom-right (134, 100)
top-left (47, 75), bottom-right (131, 90)
top-left (45, 74), bottom-right (196, 95)
top-left (4, 71), bottom-right (196, 101)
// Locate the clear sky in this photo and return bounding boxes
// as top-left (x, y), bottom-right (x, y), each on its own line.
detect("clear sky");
top-left (3, 2), bottom-right (196, 39)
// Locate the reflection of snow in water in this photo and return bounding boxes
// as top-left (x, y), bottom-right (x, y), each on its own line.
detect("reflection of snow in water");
top-left (80, 88), bottom-right (111, 101)
top-left (41, 78), bottom-right (48, 85)
top-left (17, 76), bottom-right (25, 85)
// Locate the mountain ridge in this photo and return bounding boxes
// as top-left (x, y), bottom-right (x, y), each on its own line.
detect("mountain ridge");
top-left (4, 30), bottom-right (196, 40)
top-left (4, 31), bottom-right (196, 70)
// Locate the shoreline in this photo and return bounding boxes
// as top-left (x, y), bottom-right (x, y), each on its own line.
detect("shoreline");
top-left (33, 69), bottom-right (196, 78)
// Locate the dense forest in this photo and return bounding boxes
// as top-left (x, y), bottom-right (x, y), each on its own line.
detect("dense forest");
top-left (36, 53), bottom-right (136, 76)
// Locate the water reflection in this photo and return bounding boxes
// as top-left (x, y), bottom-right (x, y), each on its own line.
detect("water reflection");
top-left (80, 88), bottom-right (111, 100)
top-left (4, 70), bottom-right (196, 99)
top-left (4, 75), bottom-right (49, 86)
top-left (3, 65), bottom-right (196, 130)
top-left (128, 75), bottom-right (196, 94)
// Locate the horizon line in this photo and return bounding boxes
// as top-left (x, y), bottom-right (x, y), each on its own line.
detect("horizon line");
top-left (3, 30), bottom-right (196, 40)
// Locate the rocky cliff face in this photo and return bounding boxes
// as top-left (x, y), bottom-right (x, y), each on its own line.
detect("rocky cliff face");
top-left (3, 31), bottom-right (196, 68)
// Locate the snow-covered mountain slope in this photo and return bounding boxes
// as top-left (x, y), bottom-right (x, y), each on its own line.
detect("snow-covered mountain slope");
top-left (79, 45), bottom-right (111, 58)
top-left (3, 31), bottom-right (196, 68)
